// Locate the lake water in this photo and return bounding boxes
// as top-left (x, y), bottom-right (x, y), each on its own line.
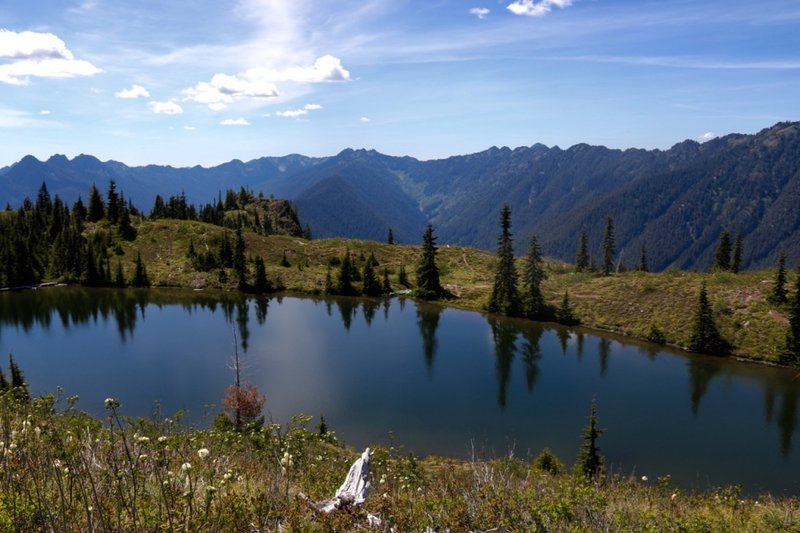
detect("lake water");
top-left (1, 287), bottom-right (798, 495)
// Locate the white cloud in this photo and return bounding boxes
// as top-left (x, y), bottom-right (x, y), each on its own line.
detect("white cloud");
top-left (359, 116), bottom-right (370, 123)
top-left (148, 100), bottom-right (183, 115)
top-left (115, 84), bottom-right (150, 99)
top-left (39, 109), bottom-right (50, 115)
top-left (507, 0), bottom-right (573, 17)
top-left (469, 7), bottom-right (490, 19)
top-left (0, 30), bottom-right (101, 85)
top-left (698, 132), bottom-right (718, 143)
top-left (220, 118), bottom-right (250, 126)
top-left (183, 125), bottom-right (196, 131)
top-left (275, 103), bottom-right (323, 118)
top-left (182, 55), bottom-right (349, 110)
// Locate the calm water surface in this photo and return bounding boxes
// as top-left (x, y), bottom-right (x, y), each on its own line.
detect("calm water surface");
top-left (1, 287), bottom-right (798, 495)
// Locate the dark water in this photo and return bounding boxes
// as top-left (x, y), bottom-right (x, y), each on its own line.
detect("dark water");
top-left (1, 287), bottom-right (798, 495)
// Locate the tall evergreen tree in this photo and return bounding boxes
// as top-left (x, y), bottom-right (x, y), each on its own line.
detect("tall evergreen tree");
top-left (522, 233), bottom-right (547, 319)
top-left (713, 230), bottom-right (732, 271)
top-left (72, 195), bottom-right (87, 224)
top-left (219, 232), bottom-right (233, 267)
top-left (576, 226), bottom-right (589, 272)
top-left (117, 205), bottom-right (136, 241)
top-left (556, 290), bottom-right (578, 325)
top-left (114, 261), bottom-right (126, 288)
top-left (601, 214), bottom-right (615, 276)
top-left (106, 179), bottom-right (120, 223)
top-left (784, 264), bottom-right (800, 365)
top-left (336, 251), bottom-right (358, 296)
top-left (387, 227), bottom-right (395, 245)
top-left (771, 251), bottom-right (788, 304)
top-left (731, 230), bottom-right (743, 274)
top-left (382, 267), bottom-right (392, 294)
top-left (688, 283), bottom-right (731, 355)
top-left (253, 256), bottom-right (270, 293)
top-left (415, 223), bottom-right (444, 300)
top-left (130, 251), bottom-right (150, 288)
top-left (361, 253), bottom-right (382, 296)
top-left (398, 264), bottom-right (409, 288)
top-left (87, 184), bottom-right (105, 222)
top-left (8, 354), bottom-right (30, 402)
top-left (35, 182), bottom-right (52, 215)
top-left (488, 205), bottom-right (521, 316)
top-left (637, 243), bottom-right (649, 272)
top-left (233, 227), bottom-right (247, 289)
top-left (575, 398), bottom-right (604, 480)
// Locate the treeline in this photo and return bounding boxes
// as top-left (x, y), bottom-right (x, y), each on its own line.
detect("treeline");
top-left (0, 180), bottom-right (305, 290)
top-left (0, 181), bottom-right (143, 289)
top-left (485, 205), bottom-right (800, 365)
top-left (150, 187), bottom-right (307, 238)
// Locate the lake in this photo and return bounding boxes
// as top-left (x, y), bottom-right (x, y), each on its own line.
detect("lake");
top-left (1, 287), bottom-right (798, 495)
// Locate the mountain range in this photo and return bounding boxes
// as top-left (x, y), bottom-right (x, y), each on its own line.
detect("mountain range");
top-left (2, 121), bottom-right (799, 271)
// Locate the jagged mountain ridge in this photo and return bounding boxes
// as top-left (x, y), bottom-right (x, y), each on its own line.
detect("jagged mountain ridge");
top-left (2, 121), bottom-right (798, 270)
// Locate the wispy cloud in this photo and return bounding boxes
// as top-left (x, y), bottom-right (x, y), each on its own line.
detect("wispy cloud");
top-left (115, 84), bottom-right (150, 99)
top-left (507, 0), bottom-right (573, 17)
top-left (0, 107), bottom-right (58, 127)
top-left (551, 54), bottom-right (800, 70)
top-left (148, 100), bottom-right (183, 114)
top-left (0, 30), bottom-right (101, 85)
top-left (39, 109), bottom-right (51, 115)
top-left (698, 132), bottom-right (718, 142)
top-left (275, 102), bottom-right (323, 118)
top-left (469, 7), bottom-right (490, 20)
top-left (359, 116), bottom-right (370, 123)
top-left (220, 117), bottom-right (250, 126)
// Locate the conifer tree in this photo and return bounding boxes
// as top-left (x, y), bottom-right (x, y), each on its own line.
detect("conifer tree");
top-left (488, 205), bottom-right (521, 315)
top-left (771, 251), bottom-right (788, 304)
top-left (106, 179), bottom-right (120, 224)
top-left (575, 398), bottom-right (604, 480)
top-left (219, 232), bottom-right (233, 267)
top-left (362, 253), bottom-right (382, 296)
top-left (253, 256), bottom-right (270, 293)
top-left (35, 182), bottom-right (51, 215)
top-left (72, 195), bottom-right (87, 223)
top-left (576, 226), bottom-right (589, 272)
top-left (336, 251), bottom-right (357, 296)
top-left (556, 290), bottom-right (578, 325)
top-left (713, 230), bottom-right (731, 271)
top-left (415, 223), bottom-right (444, 300)
top-left (117, 205), bottom-right (136, 240)
top-left (731, 230), bottom-right (743, 274)
top-left (784, 264), bottom-right (800, 365)
top-left (688, 283), bottom-right (731, 355)
top-left (87, 184), bottom-right (105, 222)
top-left (114, 261), bottom-right (126, 288)
top-left (398, 264), bottom-right (409, 288)
top-left (0, 366), bottom-right (7, 390)
top-left (637, 243), bottom-right (648, 272)
top-left (522, 233), bottom-right (547, 319)
top-left (233, 227), bottom-right (247, 289)
top-left (130, 251), bottom-right (150, 287)
top-left (382, 267), bottom-right (392, 294)
top-left (602, 214), bottom-right (615, 276)
top-left (280, 250), bottom-right (290, 267)
top-left (324, 266), bottom-right (334, 294)
top-left (387, 227), bottom-right (395, 245)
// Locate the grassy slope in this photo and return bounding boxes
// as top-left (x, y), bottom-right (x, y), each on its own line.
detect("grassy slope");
top-left (112, 219), bottom-right (796, 364)
top-left (1, 394), bottom-right (798, 531)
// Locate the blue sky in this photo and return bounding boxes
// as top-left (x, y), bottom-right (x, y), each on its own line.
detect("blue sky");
top-left (1, 0), bottom-right (799, 167)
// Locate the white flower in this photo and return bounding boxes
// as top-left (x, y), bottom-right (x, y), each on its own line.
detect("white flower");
top-left (136, 436), bottom-right (150, 444)
top-left (104, 397), bottom-right (119, 408)
top-left (34, 427), bottom-right (41, 438)
top-left (138, 454), bottom-right (148, 461)
top-left (206, 485), bottom-right (217, 493)
top-left (641, 475), bottom-right (648, 482)
top-left (158, 436), bottom-right (168, 443)
top-left (181, 462), bottom-right (192, 472)
top-left (197, 448), bottom-right (210, 459)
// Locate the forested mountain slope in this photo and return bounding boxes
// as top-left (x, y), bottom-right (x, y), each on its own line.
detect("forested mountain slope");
top-left (2, 121), bottom-right (798, 270)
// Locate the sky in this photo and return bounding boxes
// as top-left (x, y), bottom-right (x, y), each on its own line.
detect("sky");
top-left (1, 0), bottom-right (799, 167)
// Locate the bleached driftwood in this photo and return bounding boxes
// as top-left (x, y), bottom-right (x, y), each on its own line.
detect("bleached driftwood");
top-left (300, 447), bottom-right (372, 513)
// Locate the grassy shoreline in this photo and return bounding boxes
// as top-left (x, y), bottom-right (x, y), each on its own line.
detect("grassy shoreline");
top-left (104, 219), bottom-right (798, 368)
